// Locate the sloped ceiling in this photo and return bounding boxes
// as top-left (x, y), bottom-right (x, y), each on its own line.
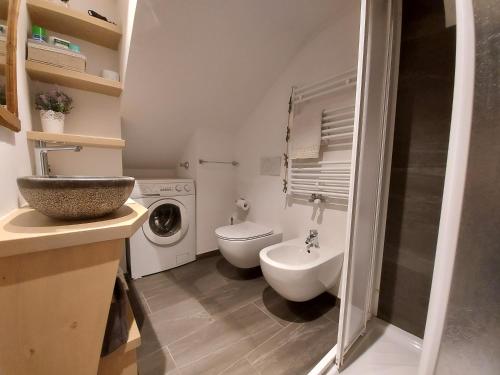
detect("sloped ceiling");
top-left (122, 0), bottom-right (341, 169)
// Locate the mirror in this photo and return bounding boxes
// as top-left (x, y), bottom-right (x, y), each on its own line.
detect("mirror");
top-left (0, 0), bottom-right (20, 131)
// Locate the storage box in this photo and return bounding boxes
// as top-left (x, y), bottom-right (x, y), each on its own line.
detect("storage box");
top-left (27, 39), bottom-right (86, 72)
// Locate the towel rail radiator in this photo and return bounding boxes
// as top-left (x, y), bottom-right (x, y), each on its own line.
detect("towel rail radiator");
top-left (292, 70), bottom-right (357, 105)
top-left (288, 104), bottom-right (356, 203)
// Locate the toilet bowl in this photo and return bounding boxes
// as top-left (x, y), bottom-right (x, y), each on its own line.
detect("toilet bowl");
top-left (215, 221), bottom-right (282, 268)
top-left (260, 238), bottom-right (343, 302)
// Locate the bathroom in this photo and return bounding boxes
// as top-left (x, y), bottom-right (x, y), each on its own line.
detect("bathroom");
top-left (0, 0), bottom-right (498, 375)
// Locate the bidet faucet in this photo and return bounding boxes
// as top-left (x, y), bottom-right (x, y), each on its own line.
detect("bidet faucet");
top-left (34, 140), bottom-right (82, 176)
top-left (305, 229), bottom-right (319, 252)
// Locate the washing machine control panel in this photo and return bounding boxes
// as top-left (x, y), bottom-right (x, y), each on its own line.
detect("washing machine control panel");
top-left (132, 180), bottom-right (195, 198)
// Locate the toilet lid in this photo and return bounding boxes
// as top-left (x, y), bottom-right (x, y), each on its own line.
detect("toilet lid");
top-left (215, 221), bottom-right (273, 241)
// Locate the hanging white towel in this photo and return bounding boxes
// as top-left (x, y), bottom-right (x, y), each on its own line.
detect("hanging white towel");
top-left (290, 96), bottom-right (332, 160)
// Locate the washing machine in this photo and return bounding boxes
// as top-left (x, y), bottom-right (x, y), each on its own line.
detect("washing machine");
top-left (129, 179), bottom-right (196, 279)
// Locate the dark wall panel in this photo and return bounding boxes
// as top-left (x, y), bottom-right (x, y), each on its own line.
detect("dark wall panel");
top-left (377, 1), bottom-right (455, 338)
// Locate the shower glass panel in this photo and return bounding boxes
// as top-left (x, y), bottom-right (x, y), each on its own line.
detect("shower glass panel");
top-left (337, 0), bottom-right (396, 367)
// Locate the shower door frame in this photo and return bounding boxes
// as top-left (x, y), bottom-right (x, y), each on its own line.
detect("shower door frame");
top-left (314, 0), bottom-right (402, 372)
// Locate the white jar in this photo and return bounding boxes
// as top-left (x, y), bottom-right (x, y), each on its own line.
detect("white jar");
top-left (40, 110), bottom-right (65, 133)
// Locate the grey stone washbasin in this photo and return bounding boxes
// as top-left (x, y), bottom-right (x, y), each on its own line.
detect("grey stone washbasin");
top-left (17, 176), bottom-right (135, 220)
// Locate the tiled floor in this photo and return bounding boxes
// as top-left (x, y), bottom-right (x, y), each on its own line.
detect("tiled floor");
top-left (129, 253), bottom-right (340, 375)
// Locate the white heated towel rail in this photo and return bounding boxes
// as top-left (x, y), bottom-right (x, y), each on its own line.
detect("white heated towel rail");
top-left (293, 69), bottom-right (357, 104)
top-left (321, 105), bottom-right (355, 147)
top-left (288, 105), bottom-right (356, 202)
top-left (287, 70), bottom-right (357, 204)
top-left (289, 160), bottom-right (351, 201)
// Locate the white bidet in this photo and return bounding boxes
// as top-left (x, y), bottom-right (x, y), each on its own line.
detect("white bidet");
top-left (260, 238), bottom-right (343, 302)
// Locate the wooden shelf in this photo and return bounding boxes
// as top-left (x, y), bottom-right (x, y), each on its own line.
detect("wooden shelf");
top-left (27, 130), bottom-right (125, 149)
top-left (26, 61), bottom-right (122, 96)
top-left (27, 0), bottom-right (122, 50)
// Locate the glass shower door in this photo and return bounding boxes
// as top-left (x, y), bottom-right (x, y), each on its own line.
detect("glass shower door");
top-left (336, 0), bottom-right (399, 368)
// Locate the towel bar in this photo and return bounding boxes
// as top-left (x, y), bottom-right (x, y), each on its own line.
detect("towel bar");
top-left (199, 159), bottom-right (239, 166)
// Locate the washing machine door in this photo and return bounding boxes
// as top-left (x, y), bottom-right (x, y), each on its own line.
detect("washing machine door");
top-left (142, 198), bottom-right (189, 245)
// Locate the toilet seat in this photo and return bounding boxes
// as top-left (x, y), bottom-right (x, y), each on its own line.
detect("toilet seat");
top-left (215, 221), bottom-right (273, 241)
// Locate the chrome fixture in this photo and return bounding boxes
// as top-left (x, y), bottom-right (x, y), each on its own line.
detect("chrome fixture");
top-left (199, 159), bottom-right (239, 166)
top-left (305, 229), bottom-right (319, 253)
top-left (308, 193), bottom-right (326, 203)
top-left (34, 140), bottom-right (82, 176)
top-left (179, 161), bottom-right (190, 169)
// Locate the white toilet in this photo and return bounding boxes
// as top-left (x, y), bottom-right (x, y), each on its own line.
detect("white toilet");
top-left (215, 221), bottom-right (282, 268)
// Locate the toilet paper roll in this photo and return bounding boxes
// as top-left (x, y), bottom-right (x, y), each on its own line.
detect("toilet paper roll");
top-left (235, 198), bottom-right (249, 211)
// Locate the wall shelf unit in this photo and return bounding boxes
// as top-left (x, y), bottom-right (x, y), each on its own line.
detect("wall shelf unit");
top-left (26, 0), bottom-right (122, 50)
top-left (26, 61), bottom-right (122, 97)
top-left (27, 131), bottom-right (125, 149)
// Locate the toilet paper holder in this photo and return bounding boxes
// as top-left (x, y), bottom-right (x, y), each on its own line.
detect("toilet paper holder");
top-left (235, 198), bottom-right (249, 211)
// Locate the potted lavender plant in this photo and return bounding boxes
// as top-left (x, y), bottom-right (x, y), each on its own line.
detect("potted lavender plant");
top-left (35, 89), bottom-right (73, 133)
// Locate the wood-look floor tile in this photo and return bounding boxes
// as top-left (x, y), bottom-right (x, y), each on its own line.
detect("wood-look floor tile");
top-left (131, 255), bottom-right (340, 374)
top-left (168, 302), bottom-right (276, 367)
top-left (138, 345), bottom-right (177, 375)
top-left (145, 283), bottom-right (198, 313)
top-left (247, 316), bottom-right (338, 375)
top-left (144, 270), bottom-right (228, 300)
top-left (254, 287), bottom-right (339, 326)
top-left (214, 258), bottom-right (264, 282)
top-left (196, 277), bottom-right (268, 317)
top-left (133, 271), bottom-right (177, 295)
top-left (148, 297), bottom-right (209, 322)
top-left (219, 358), bottom-right (258, 375)
top-left (169, 255), bottom-right (221, 281)
top-left (138, 311), bottom-right (215, 358)
top-left (177, 323), bottom-right (280, 375)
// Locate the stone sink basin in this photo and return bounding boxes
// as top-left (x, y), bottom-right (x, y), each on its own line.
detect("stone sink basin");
top-left (17, 176), bottom-right (135, 220)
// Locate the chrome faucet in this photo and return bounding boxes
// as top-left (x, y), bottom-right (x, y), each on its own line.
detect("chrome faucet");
top-left (305, 229), bottom-right (319, 253)
top-left (34, 140), bottom-right (82, 176)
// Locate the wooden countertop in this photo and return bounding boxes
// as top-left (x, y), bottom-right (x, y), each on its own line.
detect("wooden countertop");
top-left (0, 200), bottom-right (148, 258)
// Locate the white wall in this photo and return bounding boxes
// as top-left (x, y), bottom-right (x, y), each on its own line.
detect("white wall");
top-left (123, 168), bottom-right (176, 179)
top-left (177, 128), bottom-right (237, 254)
top-left (121, 0), bottom-right (343, 170)
top-left (234, 2), bottom-right (360, 249)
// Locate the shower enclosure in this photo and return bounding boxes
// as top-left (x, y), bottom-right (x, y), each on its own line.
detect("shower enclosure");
top-left (313, 0), bottom-right (494, 373)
